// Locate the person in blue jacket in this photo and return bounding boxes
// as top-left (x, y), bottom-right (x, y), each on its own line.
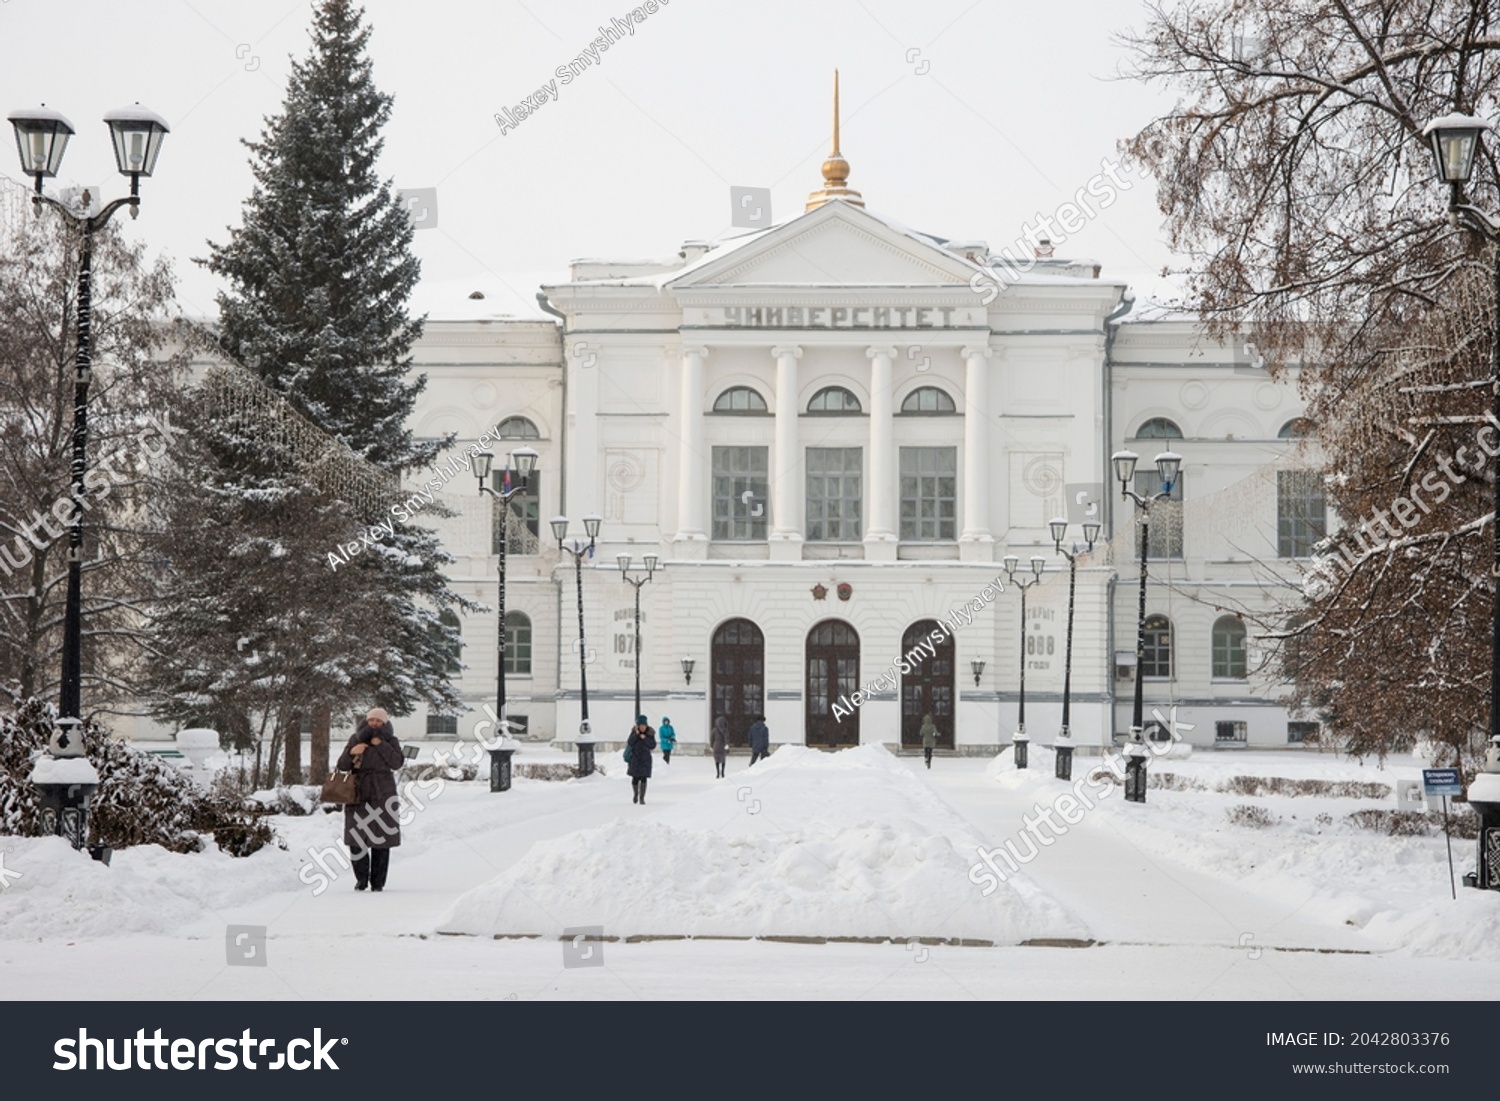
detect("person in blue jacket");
top-left (658, 716), bottom-right (677, 764)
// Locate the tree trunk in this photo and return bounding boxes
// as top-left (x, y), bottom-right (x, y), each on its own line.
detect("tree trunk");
top-left (282, 711), bottom-right (302, 785)
top-left (309, 702), bottom-right (331, 785)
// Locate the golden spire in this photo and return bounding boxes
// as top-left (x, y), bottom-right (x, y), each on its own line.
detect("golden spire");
top-left (806, 69), bottom-right (864, 211)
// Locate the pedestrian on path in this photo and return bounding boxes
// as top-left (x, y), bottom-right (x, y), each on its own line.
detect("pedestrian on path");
top-left (711, 715), bottom-right (729, 778)
top-left (337, 707), bottom-right (404, 891)
top-left (658, 716), bottom-right (676, 763)
top-left (920, 713), bottom-right (938, 769)
top-left (748, 715), bottom-right (770, 767)
top-left (626, 715), bottom-right (656, 804)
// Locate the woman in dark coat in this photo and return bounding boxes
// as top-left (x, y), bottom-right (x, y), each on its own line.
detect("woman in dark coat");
top-left (710, 715), bottom-right (729, 778)
top-left (626, 715), bottom-right (656, 804)
top-left (336, 707), bottom-right (404, 891)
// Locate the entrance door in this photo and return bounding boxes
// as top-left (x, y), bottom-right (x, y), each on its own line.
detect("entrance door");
top-left (711, 618), bottom-right (764, 747)
top-left (805, 619), bottom-right (860, 748)
top-left (900, 619), bottom-right (955, 748)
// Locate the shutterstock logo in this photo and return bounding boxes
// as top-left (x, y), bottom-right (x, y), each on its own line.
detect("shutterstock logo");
top-left (53, 1028), bottom-right (345, 1071)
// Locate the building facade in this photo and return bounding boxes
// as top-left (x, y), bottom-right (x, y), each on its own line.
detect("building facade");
top-left (407, 159), bottom-right (1325, 755)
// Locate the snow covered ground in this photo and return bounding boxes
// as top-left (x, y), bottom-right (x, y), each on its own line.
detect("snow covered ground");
top-left (1, 743), bottom-right (1498, 999)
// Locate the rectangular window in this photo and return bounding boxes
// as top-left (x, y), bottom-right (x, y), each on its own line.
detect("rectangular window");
top-left (899, 447), bottom-right (957, 541)
top-left (492, 471), bottom-right (541, 556)
top-left (1277, 470), bottom-right (1326, 558)
top-left (712, 447), bottom-right (769, 541)
top-left (805, 447), bottom-right (862, 541)
top-left (426, 715), bottom-right (458, 736)
top-left (1287, 721), bottom-right (1317, 744)
top-left (1215, 720), bottom-right (1247, 743)
top-left (1132, 470), bottom-right (1184, 559)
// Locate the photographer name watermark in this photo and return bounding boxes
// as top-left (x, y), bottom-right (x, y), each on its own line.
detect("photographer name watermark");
top-left (495, 1), bottom-right (671, 137)
top-left (834, 574), bottom-right (1007, 722)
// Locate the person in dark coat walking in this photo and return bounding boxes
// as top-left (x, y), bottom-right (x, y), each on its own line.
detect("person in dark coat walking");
top-left (658, 716), bottom-right (677, 764)
top-left (337, 707), bottom-right (404, 891)
top-left (710, 715), bottom-right (729, 778)
top-left (626, 715), bottom-right (656, 804)
top-left (747, 715), bottom-right (770, 767)
top-left (920, 713), bottom-right (938, 769)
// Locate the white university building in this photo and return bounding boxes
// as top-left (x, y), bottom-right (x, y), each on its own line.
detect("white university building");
top-left (401, 131), bottom-right (1326, 758)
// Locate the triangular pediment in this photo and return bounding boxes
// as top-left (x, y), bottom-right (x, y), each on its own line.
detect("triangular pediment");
top-left (669, 201), bottom-right (979, 290)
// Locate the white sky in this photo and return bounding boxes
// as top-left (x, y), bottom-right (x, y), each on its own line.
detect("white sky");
top-left (0, 0), bottom-right (1182, 322)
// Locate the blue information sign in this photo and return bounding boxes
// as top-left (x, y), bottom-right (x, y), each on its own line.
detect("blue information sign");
top-left (1422, 768), bottom-right (1463, 797)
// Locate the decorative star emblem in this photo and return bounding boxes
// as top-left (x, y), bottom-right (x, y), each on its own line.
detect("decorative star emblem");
top-left (811, 583), bottom-right (827, 600)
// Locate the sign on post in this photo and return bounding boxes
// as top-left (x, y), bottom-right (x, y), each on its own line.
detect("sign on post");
top-left (1422, 769), bottom-right (1463, 900)
top-left (1422, 768), bottom-right (1463, 796)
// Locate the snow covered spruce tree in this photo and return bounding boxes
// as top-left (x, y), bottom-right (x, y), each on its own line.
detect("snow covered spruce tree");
top-left (142, 366), bottom-right (372, 788)
top-left (0, 178), bottom-right (186, 714)
top-left (193, 0), bottom-right (470, 771)
top-left (1122, 0), bottom-right (1500, 762)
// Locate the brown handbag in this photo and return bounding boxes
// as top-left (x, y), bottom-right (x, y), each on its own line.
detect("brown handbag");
top-left (320, 768), bottom-right (358, 804)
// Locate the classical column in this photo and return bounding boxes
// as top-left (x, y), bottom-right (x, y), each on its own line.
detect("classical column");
top-left (960, 343), bottom-right (994, 557)
top-left (770, 344), bottom-right (803, 557)
top-left (675, 345), bottom-right (709, 547)
top-left (865, 345), bottom-right (898, 557)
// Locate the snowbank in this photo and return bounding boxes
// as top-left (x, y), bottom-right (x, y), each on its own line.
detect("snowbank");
top-left (28, 757), bottom-right (100, 785)
top-left (0, 835), bottom-right (300, 940)
top-left (439, 744), bottom-right (1082, 942)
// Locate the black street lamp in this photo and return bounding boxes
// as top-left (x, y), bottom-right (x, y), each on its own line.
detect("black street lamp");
top-left (8, 103), bottom-right (169, 728)
top-left (970, 658), bottom-right (986, 687)
top-left (474, 446), bottom-right (538, 792)
top-left (1422, 111), bottom-right (1500, 886)
top-left (10, 104), bottom-right (166, 857)
top-left (616, 553), bottom-right (663, 720)
top-left (552, 513), bottom-right (602, 774)
top-left (1111, 448), bottom-right (1183, 803)
top-left (1002, 553), bottom-right (1046, 769)
top-left (1049, 516), bottom-right (1101, 782)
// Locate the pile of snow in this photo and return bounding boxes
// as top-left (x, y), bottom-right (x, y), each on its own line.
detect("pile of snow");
top-left (29, 757), bottom-right (101, 785)
top-left (0, 835), bottom-right (299, 940)
top-left (439, 744), bottom-right (1082, 942)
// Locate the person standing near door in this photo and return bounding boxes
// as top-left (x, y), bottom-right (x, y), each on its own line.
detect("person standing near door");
top-left (747, 715), bottom-right (770, 767)
top-left (920, 713), bottom-right (938, 769)
top-left (710, 715), bottom-right (729, 778)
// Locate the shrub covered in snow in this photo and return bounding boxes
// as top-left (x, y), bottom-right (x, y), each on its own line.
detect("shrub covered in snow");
top-left (0, 699), bottom-right (275, 856)
top-left (1226, 804), bottom-right (1277, 828)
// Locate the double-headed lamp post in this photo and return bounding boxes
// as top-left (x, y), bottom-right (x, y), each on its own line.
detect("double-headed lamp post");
top-left (1049, 515), bottom-right (1101, 783)
top-left (1110, 448), bottom-right (1183, 804)
top-left (552, 513), bottom-right (602, 774)
top-left (474, 446), bottom-right (538, 792)
top-left (11, 104), bottom-right (167, 857)
top-left (8, 104), bottom-right (168, 733)
top-left (616, 553), bottom-right (663, 720)
top-left (1421, 112), bottom-right (1500, 888)
top-left (1003, 554), bottom-right (1046, 769)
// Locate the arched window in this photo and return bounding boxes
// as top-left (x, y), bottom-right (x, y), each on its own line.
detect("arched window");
top-left (1212, 615), bottom-right (1247, 679)
top-left (712, 386), bottom-right (769, 413)
top-left (1142, 614), bottom-right (1173, 678)
top-left (1278, 417), bottom-right (1314, 439)
top-left (497, 416), bottom-right (540, 439)
top-left (807, 386), bottom-right (862, 414)
top-left (1134, 417), bottom-right (1183, 439)
top-left (899, 387), bottom-right (956, 414)
top-left (504, 611), bottom-right (532, 676)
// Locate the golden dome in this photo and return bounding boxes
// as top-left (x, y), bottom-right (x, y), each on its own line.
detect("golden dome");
top-left (806, 70), bottom-right (864, 211)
